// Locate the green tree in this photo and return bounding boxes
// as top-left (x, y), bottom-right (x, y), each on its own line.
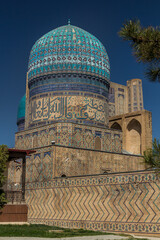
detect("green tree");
top-left (143, 138), bottom-right (160, 170)
top-left (119, 20), bottom-right (160, 82)
top-left (0, 145), bottom-right (9, 208)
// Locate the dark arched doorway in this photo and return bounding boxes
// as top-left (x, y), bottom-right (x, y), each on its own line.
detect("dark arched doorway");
top-left (110, 122), bottom-right (122, 131)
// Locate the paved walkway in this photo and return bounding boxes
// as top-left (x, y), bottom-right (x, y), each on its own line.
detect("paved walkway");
top-left (0, 235), bottom-right (160, 240)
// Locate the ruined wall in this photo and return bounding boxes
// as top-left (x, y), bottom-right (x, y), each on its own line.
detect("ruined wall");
top-left (26, 171), bottom-right (160, 236)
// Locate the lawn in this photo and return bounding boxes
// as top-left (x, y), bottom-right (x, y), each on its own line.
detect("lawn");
top-left (0, 224), bottom-right (119, 238)
top-left (0, 224), bottom-right (148, 239)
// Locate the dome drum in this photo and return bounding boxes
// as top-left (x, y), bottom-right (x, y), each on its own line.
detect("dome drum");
top-left (28, 73), bottom-right (110, 89)
top-left (29, 93), bottom-right (109, 128)
top-left (28, 73), bottom-right (110, 99)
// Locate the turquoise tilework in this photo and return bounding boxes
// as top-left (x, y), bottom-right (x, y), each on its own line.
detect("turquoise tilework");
top-left (28, 24), bottom-right (110, 82)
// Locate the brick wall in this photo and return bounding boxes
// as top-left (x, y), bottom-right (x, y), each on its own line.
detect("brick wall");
top-left (26, 171), bottom-right (160, 236)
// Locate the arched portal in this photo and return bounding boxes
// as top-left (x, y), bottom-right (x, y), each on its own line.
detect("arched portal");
top-left (110, 122), bottom-right (122, 131)
top-left (126, 119), bottom-right (141, 155)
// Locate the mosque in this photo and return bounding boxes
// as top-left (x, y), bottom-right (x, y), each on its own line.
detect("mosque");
top-left (16, 22), bottom-right (152, 158)
top-left (6, 23), bottom-right (160, 236)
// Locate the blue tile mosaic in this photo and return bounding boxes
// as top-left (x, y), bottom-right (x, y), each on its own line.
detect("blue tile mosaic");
top-left (28, 24), bottom-right (110, 83)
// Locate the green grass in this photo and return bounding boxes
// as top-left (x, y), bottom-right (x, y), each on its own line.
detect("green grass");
top-left (0, 224), bottom-right (123, 238)
top-left (127, 238), bottom-right (149, 240)
top-left (0, 224), bottom-right (150, 239)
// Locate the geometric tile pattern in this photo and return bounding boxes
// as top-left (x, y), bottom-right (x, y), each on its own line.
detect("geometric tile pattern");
top-left (26, 171), bottom-right (160, 235)
top-left (103, 132), bottom-right (112, 151)
top-left (28, 24), bottom-right (110, 82)
top-left (38, 130), bottom-right (48, 147)
top-left (83, 129), bottom-right (93, 149)
top-left (26, 150), bottom-right (52, 183)
top-left (15, 122), bottom-right (122, 153)
top-left (57, 123), bottom-right (72, 146)
top-left (109, 103), bottom-right (115, 117)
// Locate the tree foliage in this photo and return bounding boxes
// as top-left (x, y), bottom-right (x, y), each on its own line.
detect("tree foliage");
top-left (143, 138), bottom-right (160, 170)
top-left (119, 20), bottom-right (160, 82)
top-left (0, 145), bottom-right (9, 208)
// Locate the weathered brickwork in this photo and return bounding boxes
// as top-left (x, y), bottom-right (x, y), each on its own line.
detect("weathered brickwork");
top-left (25, 171), bottom-right (160, 235)
top-left (7, 146), bottom-right (144, 182)
top-left (15, 122), bottom-right (122, 153)
top-left (109, 110), bottom-right (152, 155)
top-left (7, 146), bottom-right (145, 188)
top-left (52, 147), bottom-right (144, 177)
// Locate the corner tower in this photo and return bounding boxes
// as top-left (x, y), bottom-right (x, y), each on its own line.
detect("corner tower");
top-left (25, 24), bottom-right (110, 129)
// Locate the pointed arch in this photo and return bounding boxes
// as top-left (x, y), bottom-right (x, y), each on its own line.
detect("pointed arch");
top-left (126, 119), bottom-right (141, 154)
top-left (110, 122), bottom-right (122, 131)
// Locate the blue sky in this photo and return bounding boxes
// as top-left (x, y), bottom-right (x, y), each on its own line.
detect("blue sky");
top-left (0, 0), bottom-right (160, 147)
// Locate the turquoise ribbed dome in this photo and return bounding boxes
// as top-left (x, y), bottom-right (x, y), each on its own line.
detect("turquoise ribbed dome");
top-left (28, 24), bottom-right (110, 82)
top-left (17, 94), bottom-right (26, 122)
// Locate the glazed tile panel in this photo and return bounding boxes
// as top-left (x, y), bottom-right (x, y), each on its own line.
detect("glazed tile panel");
top-left (29, 74), bottom-right (108, 91)
top-left (29, 96), bottom-right (108, 126)
top-left (15, 122), bottom-right (122, 153)
top-left (29, 82), bottom-right (108, 98)
top-left (28, 25), bottom-right (110, 82)
top-left (26, 171), bottom-right (160, 235)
